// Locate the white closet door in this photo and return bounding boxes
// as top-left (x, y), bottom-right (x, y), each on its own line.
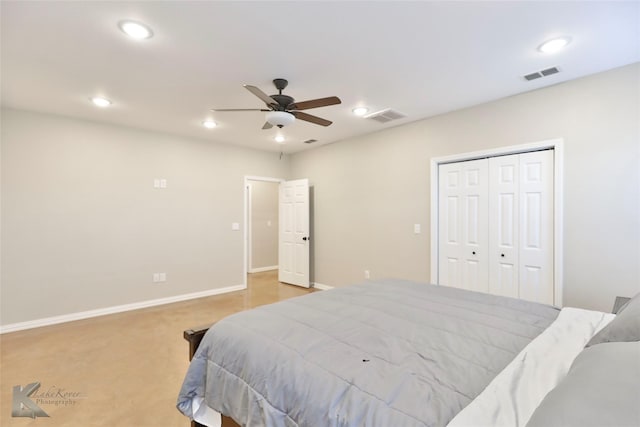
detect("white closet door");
top-left (438, 149), bottom-right (555, 305)
top-left (438, 159), bottom-right (488, 292)
top-left (439, 162), bottom-right (462, 287)
top-left (489, 155), bottom-right (520, 298)
top-left (518, 150), bottom-right (554, 304)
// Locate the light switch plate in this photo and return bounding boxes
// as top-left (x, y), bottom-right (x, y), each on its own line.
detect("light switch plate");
top-left (231, 222), bottom-right (240, 231)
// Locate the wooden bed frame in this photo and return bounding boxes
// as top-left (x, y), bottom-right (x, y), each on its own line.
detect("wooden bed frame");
top-left (184, 324), bottom-right (240, 427)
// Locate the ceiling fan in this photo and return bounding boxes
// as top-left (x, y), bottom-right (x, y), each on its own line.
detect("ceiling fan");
top-left (212, 79), bottom-right (341, 129)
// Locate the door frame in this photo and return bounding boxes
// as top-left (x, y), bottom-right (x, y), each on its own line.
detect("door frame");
top-left (429, 138), bottom-right (564, 306)
top-left (243, 175), bottom-right (285, 287)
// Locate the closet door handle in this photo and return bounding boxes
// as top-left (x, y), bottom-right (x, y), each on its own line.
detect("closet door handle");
top-left (501, 253), bottom-right (505, 258)
top-left (472, 251), bottom-right (476, 255)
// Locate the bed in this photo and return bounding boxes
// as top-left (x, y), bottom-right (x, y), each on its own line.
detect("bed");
top-left (177, 279), bottom-right (640, 427)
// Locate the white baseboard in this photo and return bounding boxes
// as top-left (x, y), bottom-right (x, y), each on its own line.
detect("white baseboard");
top-left (313, 282), bottom-right (334, 291)
top-left (248, 265), bottom-right (278, 273)
top-left (0, 284), bottom-right (246, 334)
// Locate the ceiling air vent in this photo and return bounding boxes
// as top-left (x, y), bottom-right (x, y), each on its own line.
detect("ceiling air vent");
top-left (523, 66), bottom-right (560, 82)
top-left (524, 72), bottom-right (542, 81)
top-left (364, 108), bottom-right (407, 124)
top-left (541, 67), bottom-right (559, 76)
top-left (303, 139), bottom-right (317, 144)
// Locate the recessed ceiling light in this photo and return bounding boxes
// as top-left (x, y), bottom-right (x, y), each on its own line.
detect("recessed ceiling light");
top-left (202, 119), bottom-right (217, 129)
top-left (352, 107), bottom-right (369, 116)
top-left (538, 36), bottom-right (571, 54)
top-left (274, 135), bottom-right (285, 143)
top-left (90, 96), bottom-right (111, 107)
top-left (118, 20), bottom-right (153, 40)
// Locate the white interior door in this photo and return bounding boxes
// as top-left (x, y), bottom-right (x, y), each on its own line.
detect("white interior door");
top-left (489, 154), bottom-right (520, 298)
top-left (438, 162), bottom-right (462, 287)
top-left (518, 150), bottom-right (554, 304)
top-left (279, 179), bottom-right (310, 287)
top-left (488, 151), bottom-right (554, 304)
top-left (438, 159), bottom-right (488, 292)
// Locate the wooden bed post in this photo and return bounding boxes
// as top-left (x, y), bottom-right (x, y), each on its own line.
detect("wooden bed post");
top-left (184, 325), bottom-right (211, 360)
top-left (184, 325), bottom-right (241, 427)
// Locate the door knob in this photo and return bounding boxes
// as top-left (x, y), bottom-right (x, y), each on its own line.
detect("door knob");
top-left (303, 236), bottom-right (309, 241)
top-left (472, 251), bottom-right (476, 255)
top-left (501, 253), bottom-right (505, 257)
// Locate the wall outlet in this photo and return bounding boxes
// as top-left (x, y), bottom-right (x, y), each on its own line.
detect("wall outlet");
top-left (414, 223), bottom-right (421, 234)
top-left (364, 270), bottom-right (370, 279)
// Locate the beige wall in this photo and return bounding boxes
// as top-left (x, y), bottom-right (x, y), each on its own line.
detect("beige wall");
top-left (2, 64), bottom-right (638, 326)
top-left (1, 109), bottom-right (289, 325)
top-left (249, 180), bottom-right (278, 270)
top-left (291, 63), bottom-right (640, 312)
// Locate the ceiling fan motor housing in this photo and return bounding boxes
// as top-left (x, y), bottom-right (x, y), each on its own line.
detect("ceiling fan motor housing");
top-left (271, 94), bottom-right (294, 110)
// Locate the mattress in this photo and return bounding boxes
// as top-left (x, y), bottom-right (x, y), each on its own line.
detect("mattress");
top-left (177, 279), bottom-right (561, 427)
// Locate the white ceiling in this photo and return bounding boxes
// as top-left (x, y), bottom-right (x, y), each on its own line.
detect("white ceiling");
top-left (2, 1), bottom-right (638, 153)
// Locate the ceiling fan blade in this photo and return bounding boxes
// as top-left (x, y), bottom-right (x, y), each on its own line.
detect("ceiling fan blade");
top-left (211, 108), bottom-right (270, 112)
top-left (244, 85), bottom-right (278, 107)
top-left (289, 96), bottom-right (341, 111)
top-left (262, 121), bottom-right (273, 130)
top-left (292, 111), bottom-right (332, 127)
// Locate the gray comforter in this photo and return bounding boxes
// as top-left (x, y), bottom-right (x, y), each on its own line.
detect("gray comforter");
top-left (177, 279), bottom-right (559, 427)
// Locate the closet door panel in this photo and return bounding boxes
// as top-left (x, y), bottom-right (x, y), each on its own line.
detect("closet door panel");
top-left (438, 160), bottom-right (488, 291)
top-left (518, 150), bottom-right (554, 304)
top-left (461, 161), bottom-right (489, 293)
top-left (489, 155), bottom-right (520, 298)
top-left (439, 164), bottom-right (463, 288)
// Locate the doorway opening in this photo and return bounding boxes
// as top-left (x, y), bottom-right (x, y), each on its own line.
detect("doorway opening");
top-left (244, 176), bottom-right (283, 287)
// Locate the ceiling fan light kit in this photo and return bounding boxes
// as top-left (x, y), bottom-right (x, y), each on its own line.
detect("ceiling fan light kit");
top-left (266, 111), bottom-right (295, 128)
